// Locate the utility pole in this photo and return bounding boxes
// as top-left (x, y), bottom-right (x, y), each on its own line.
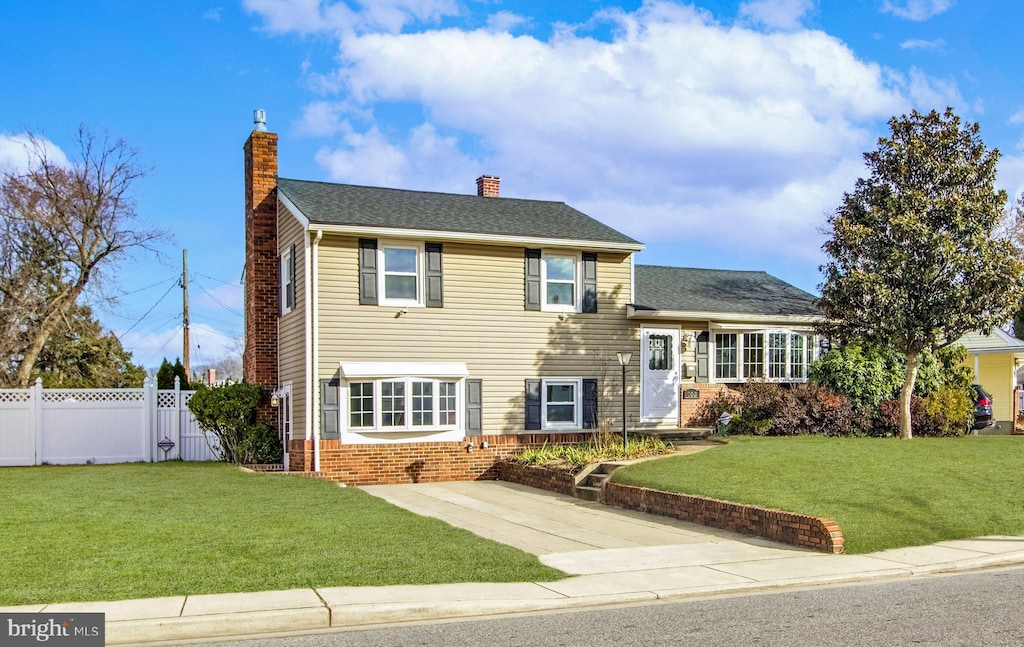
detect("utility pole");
top-left (182, 249), bottom-right (190, 381)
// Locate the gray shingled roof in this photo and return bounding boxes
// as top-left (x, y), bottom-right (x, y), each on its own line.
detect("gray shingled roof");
top-left (277, 178), bottom-right (642, 247)
top-left (634, 265), bottom-right (821, 317)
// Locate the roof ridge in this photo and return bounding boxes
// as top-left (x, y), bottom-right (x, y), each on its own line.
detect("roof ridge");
top-left (277, 176), bottom-right (569, 207)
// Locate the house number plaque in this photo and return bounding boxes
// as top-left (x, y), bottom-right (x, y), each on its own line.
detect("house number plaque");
top-left (683, 389), bottom-right (700, 400)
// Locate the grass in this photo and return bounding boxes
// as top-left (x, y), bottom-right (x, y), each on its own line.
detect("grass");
top-left (611, 435), bottom-right (1024, 555)
top-left (514, 433), bottom-right (669, 468)
top-left (0, 462), bottom-right (565, 605)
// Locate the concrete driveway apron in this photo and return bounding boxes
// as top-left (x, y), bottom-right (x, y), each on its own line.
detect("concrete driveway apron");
top-left (360, 480), bottom-right (810, 577)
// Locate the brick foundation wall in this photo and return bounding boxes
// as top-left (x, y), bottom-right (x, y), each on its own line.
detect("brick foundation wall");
top-left (605, 482), bottom-right (844, 553)
top-left (287, 433), bottom-right (591, 486)
top-left (680, 383), bottom-right (733, 426)
top-left (495, 461), bottom-right (576, 496)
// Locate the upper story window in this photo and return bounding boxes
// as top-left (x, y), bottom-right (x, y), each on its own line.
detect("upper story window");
top-left (714, 330), bottom-right (815, 382)
top-left (280, 245), bottom-right (295, 314)
top-left (525, 249), bottom-right (597, 313)
top-left (543, 254), bottom-right (577, 309)
top-left (359, 239), bottom-right (443, 308)
top-left (382, 244), bottom-right (420, 304)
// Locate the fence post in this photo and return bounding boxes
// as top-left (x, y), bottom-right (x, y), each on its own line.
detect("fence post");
top-left (32, 378), bottom-right (43, 466)
top-left (143, 377), bottom-right (154, 463)
top-left (174, 376), bottom-right (182, 461)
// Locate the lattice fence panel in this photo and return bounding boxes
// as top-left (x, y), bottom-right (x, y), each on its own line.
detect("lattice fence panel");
top-left (42, 390), bottom-right (145, 404)
top-left (157, 392), bottom-right (177, 408)
top-left (0, 390), bottom-right (31, 404)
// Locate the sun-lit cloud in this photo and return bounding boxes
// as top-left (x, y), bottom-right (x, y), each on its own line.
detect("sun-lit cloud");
top-left (880, 0), bottom-right (954, 22)
top-left (243, 0), bottom-right (460, 35)
top-left (738, 0), bottom-right (816, 30)
top-left (119, 323), bottom-right (241, 370)
top-left (1009, 108), bottom-right (1024, 125)
top-left (0, 133), bottom-right (70, 173)
top-left (487, 11), bottom-right (531, 33)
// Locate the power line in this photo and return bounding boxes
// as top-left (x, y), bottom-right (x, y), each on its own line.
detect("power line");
top-left (121, 281), bottom-right (179, 336)
top-left (194, 272), bottom-right (242, 288)
top-left (192, 277), bottom-right (243, 318)
top-left (120, 275), bottom-right (178, 297)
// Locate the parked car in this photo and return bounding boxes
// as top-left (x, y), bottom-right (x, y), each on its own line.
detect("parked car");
top-left (970, 384), bottom-right (995, 430)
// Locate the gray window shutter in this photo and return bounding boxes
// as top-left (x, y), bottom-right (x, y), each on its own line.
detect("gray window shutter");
top-left (425, 242), bottom-right (443, 308)
top-left (525, 249), bottom-right (541, 311)
top-left (358, 238), bottom-right (378, 305)
top-left (320, 379), bottom-right (340, 440)
top-left (582, 378), bottom-right (598, 429)
top-left (582, 253), bottom-right (597, 313)
top-left (286, 244), bottom-right (296, 310)
top-left (525, 379), bottom-right (541, 430)
top-left (465, 378), bottom-right (482, 434)
top-left (696, 331), bottom-right (710, 383)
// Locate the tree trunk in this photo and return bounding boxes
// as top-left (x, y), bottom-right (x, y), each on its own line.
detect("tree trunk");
top-left (14, 283), bottom-right (86, 388)
top-left (899, 350), bottom-right (920, 440)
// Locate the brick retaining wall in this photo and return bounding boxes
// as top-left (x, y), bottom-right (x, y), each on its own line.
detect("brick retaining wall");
top-left (495, 461), bottom-right (577, 496)
top-left (605, 482), bottom-right (844, 553)
top-left (287, 433), bottom-right (591, 486)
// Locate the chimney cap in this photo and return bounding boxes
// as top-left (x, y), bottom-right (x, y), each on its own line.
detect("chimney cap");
top-left (253, 109), bottom-right (268, 132)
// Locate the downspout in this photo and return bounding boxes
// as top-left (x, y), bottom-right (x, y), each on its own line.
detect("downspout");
top-left (311, 229), bottom-right (323, 472)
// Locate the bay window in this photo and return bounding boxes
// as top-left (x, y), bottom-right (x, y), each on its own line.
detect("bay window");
top-left (348, 377), bottom-right (460, 431)
top-left (712, 331), bottom-right (816, 382)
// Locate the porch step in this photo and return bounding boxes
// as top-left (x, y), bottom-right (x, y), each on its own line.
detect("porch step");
top-left (572, 462), bottom-right (627, 503)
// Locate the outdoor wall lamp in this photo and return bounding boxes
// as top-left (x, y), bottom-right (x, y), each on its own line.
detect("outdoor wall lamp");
top-left (616, 352), bottom-right (632, 453)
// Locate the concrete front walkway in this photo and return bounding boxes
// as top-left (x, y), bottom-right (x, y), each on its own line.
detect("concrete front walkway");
top-left (6, 481), bottom-right (1024, 645)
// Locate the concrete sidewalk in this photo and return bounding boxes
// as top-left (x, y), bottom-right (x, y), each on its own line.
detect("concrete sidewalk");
top-left (6, 482), bottom-right (1024, 645)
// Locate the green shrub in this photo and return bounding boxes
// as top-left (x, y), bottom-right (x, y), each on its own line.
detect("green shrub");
top-left (187, 382), bottom-right (278, 463)
top-left (877, 386), bottom-right (972, 437)
top-left (809, 342), bottom-right (903, 408)
top-left (513, 434), bottom-right (669, 467)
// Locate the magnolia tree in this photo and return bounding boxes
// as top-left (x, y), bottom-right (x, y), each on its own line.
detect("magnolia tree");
top-left (818, 108), bottom-right (1024, 439)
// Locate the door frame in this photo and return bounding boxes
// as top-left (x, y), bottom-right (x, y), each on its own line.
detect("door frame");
top-left (640, 326), bottom-right (681, 424)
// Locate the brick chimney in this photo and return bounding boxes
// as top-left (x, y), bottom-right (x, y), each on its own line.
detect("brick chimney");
top-left (242, 109), bottom-right (278, 391)
top-left (476, 174), bottom-right (500, 197)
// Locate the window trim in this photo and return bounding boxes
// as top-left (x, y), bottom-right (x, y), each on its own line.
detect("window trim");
top-left (378, 240), bottom-right (424, 307)
top-left (541, 252), bottom-right (581, 313)
top-left (541, 377), bottom-right (583, 429)
top-left (345, 377), bottom-right (463, 433)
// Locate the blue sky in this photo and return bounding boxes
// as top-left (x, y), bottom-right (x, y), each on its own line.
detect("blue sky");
top-left (2, 0), bottom-right (1023, 370)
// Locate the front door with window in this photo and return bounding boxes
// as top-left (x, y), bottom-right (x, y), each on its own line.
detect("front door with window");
top-left (641, 328), bottom-right (680, 423)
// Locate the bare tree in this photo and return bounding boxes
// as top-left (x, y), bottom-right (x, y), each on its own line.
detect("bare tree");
top-left (0, 128), bottom-right (166, 387)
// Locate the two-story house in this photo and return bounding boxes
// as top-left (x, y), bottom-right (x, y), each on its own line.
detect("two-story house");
top-left (242, 113), bottom-right (821, 485)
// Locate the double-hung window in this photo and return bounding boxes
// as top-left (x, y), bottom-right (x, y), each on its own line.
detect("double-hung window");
top-left (543, 254), bottom-right (577, 310)
top-left (280, 245), bottom-right (295, 314)
top-left (381, 243), bottom-right (421, 306)
top-left (542, 378), bottom-right (582, 429)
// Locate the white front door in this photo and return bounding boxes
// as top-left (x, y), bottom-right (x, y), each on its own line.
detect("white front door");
top-left (641, 328), bottom-right (680, 423)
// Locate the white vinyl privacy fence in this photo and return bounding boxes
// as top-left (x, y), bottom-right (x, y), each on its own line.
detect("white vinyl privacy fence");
top-left (0, 378), bottom-right (220, 466)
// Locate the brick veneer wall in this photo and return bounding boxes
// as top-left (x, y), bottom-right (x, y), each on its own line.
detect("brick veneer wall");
top-left (242, 129), bottom-right (279, 393)
top-left (287, 432), bottom-right (591, 486)
top-left (605, 482), bottom-right (844, 554)
top-left (679, 383), bottom-right (733, 426)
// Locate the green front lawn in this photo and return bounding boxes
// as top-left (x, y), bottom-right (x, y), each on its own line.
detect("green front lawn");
top-left (0, 462), bottom-right (564, 605)
top-left (612, 435), bottom-right (1024, 554)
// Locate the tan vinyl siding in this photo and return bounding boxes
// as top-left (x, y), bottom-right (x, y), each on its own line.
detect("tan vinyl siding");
top-left (277, 205), bottom-right (307, 439)
top-left (316, 237), bottom-right (637, 434)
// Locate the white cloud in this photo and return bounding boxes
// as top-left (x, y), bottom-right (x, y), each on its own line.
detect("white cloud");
top-left (202, 7), bottom-right (223, 21)
top-left (0, 133), bottom-right (70, 173)
top-left (243, 0), bottom-right (460, 35)
top-left (196, 283), bottom-right (244, 312)
top-left (738, 0), bottom-right (816, 30)
top-left (1009, 108), bottom-right (1024, 125)
top-left (294, 101), bottom-right (350, 137)
top-left (487, 11), bottom-right (531, 33)
top-left (880, 0), bottom-right (954, 21)
top-left (119, 323), bottom-right (241, 370)
top-left (900, 38), bottom-right (944, 50)
top-left (903, 67), bottom-right (965, 113)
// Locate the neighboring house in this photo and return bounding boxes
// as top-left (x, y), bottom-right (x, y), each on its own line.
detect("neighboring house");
top-left (958, 328), bottom-right (1024, 433)
top-left (241, 113), bottom-right (822, 484)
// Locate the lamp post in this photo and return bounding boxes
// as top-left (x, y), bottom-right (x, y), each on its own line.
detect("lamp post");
top-left (616, 351), bottom-right (632, 454)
